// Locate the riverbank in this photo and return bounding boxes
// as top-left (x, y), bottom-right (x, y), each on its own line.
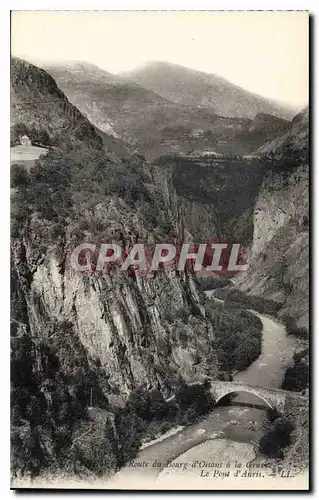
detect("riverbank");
top-left (115, 292), bottom-right (302, 486)
top-left (140, 425), bottom-right (184, 450)
top-left (13, 293), bottom-right (307, 491)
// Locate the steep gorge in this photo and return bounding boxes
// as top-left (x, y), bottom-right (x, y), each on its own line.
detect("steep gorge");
top-left (152, 152), bottom-right (265, 244)
top-left (10, 57), bottom-right (309, 483)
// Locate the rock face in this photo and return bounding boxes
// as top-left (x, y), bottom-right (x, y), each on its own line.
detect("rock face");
top-left (11, 58), bottom-right (101, 147)
top-left (258, 107), bottom-right (309, 155)
top-left (237, 109), bottom-right (309, 327)
top-left (12, 213), bottom-right (218, 405)
top-left (11, 56), bottom-right (309, 483)
top-left (251, 165), bottom-right (308, 260)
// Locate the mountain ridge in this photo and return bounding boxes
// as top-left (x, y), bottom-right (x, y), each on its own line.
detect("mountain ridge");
top-left (41, 59), bottom-right (290, 159)
top-left (120, 60), bottom-right (297, 120)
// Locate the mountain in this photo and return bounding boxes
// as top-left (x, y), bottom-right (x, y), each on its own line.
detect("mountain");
top-left (153, 152), bottom-right (265, 245)
top-left (10, 57), bottom-right (308, 483)
top-left (228, 112), bottom-right (289, 155)
top-left (11, 56), bottom-right (220, 404)
top-left (121, 61), bottom-right (296, 120)
top-left (43, 61), bottom-right (170, 138)
top-left (43, 61), bottom-right (290, 159)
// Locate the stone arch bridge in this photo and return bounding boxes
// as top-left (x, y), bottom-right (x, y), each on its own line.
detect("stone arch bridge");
top-left (207, 381), bottom-right (303, 413)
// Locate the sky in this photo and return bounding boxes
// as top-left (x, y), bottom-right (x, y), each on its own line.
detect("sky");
top-left (11, 10), bottom-right (309, 108)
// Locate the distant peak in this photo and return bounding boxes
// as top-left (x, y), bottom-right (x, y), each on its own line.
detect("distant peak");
top-left (43, 60), bottom-right (104, 71)
top-left (134, 60), bottom-right (177, 70)
top-left (120, 60), bottom-right (198, 76)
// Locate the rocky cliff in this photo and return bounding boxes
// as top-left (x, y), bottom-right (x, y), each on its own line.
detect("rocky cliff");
top-left (11, 57), bottom-right (309, 482)
top-left (11, 57), bottom-right (132, 159)
top-left (11, 59), bottom-right (223, 481)
top-left (237, 109), bottom-right (309, 328)
top-left (153, 152), bottom-right (265, 244)
top-left (12, 208), bottom-right (218, 406)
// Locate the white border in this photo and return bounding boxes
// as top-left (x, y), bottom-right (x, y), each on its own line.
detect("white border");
top-left (2, 1), bottom-right (314, 11)
top-left (1, 2), bottom-right (316, 498)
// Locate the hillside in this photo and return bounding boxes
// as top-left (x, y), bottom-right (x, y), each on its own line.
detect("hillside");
top-left (43, 61), bottom-right (289, 159)
top-left (44, 61), bottom-right (170, 139)
top-left (121, 61), bottom-right (295, 120)
top-left (11, 58), bottom-right (102, 147)
top-left (11, 57), bottom-right (132, 159)
top-left (10, 56), bottom-right (309, 485)
top-left (258, 107), bottom-right (309, 155)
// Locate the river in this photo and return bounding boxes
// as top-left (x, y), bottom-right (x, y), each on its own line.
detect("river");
top-left (114, 291), bottom-right (299, 487)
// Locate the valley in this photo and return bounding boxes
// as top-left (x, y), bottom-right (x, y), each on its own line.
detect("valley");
top-left (44, 61), bottom-right (291, 160)
top-left (10, 55), bottom-right (309, 488)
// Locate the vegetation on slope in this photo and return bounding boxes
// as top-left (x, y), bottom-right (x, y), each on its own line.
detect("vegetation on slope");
top-left (282, 315), bottom-right (309, 340)
top-left (281, 362), bottom-right (309, 392)
top-left (11, 58), bottom-right (103, 150)
top-left (214, 288), bottom-right (282, 316)
top-left (206, 301), bottom-right (263, 373)
top-left (259, 409), bottom-right (294, 459)
top-left (11, 59), bottom-right (218, 480)
top-left (11, 326), bottom-right (113, 479)
top-left (11, 58), bottom-right (309, 483)
top-left (115, 383), bottom-right (214, 466)
top-left (197, 275), bottom-right (230, 291)
top-left (11, 325), bottom-right (214, 479)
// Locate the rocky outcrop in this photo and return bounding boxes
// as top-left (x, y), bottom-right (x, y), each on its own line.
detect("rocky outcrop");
top-left (237, 109), bottom-right (309, 328)
top-left (11, 57), bottom-right (132, 159)
top-left (258, 107), bottom-right (309, 155)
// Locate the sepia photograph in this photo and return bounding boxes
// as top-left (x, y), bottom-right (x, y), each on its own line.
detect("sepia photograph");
top-left (9, 9), bottom-right (309, 490)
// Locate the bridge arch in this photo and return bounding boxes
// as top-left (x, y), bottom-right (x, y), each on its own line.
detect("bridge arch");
top-left (208, 381), bottom-right (286, 413)
top-left (215, 389), bottom-right (274, 410)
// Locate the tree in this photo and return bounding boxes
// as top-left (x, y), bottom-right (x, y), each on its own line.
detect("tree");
top-left (259, 417), bottom-right (294, 458)
top-left (281, 362), bottom-right (308, 392)
top-left (115, 408), bottom-right (144, 466)
top-left (175, 383), bottom-right (215, 421)
top-left (11, 163), bottom-right (29, 188)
